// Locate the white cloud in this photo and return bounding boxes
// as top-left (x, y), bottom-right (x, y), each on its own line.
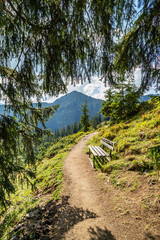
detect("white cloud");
top-left (83, 76), bottom-right (108, 100)
top-left (43, 76), bottom-right (108, 103)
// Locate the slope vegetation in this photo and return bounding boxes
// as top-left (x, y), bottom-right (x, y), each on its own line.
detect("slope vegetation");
top-left (87, 96), bottom-right (160, 235)
top-left (88, 96), bottom-right (160, 174)
top-left (0, 132), bottom-right (85, 240)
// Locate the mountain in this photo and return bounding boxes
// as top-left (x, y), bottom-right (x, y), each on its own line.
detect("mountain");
top-left (1, 92), bottom-right (158, 133)
top-left (0, 91), bottom-right (102, 132)
top-left (44, 91), bottom-right (102, 131)
top-left (140, 94), bottom-right (159, 102)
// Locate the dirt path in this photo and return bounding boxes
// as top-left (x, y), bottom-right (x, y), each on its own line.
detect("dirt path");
top-left (61, 133), bottom-right (152, 240)
top-left (17, 133), bottom-right (159, 240)
top-left (20, 133), bottom-right (158, 240)
top-left (62, 133), bottom-right (116, 240)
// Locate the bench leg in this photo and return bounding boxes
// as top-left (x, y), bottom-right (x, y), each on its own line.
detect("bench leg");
top-left (93, 156), bottom-right (95, 168)
top-left (110, 150), bottom-right (112, 160)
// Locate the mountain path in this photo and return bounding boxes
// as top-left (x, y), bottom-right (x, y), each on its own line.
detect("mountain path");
top-left (61, 133), bottom-right (146, 240)
top-left (9, 133), bottom-right (160, 240)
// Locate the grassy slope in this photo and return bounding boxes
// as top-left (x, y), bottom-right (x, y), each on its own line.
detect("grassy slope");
top-left (0, 131), bottom-right (85, 240)
top-left (88, 96), bottom-right (160, 189)
top-left (87, 97), bottom-right (160, 234)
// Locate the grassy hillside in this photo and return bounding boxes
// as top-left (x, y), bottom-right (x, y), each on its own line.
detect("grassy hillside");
top-left (88, 96), bottom-right (160, 193)
top-left (0, 132), bottom-right (85, 240)
top-left (88, 96), bottom-right (160, 171)
top-left (86, 97), bottom-right (160, 235)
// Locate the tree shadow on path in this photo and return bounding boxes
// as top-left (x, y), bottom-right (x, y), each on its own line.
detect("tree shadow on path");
top-left (144, 232), bottom-right (160, 240)
top-left (89, 226), bottom-right (116, 240)
top-left (9, 195), bottom-right (117, 240)
top-left (10, 196), bottom-right (97, 239)
top-left (48, 195), bottom-right (98, 239)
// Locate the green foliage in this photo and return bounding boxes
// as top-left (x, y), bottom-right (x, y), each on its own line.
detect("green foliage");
top-left (129, 181), bottom-right (138, 192)
top-left (35, 153), bottom-right (65, 196)
top-left (100, 83), bottom-right (140, 121)
top-left (114, 0), bottom-right (160, 92)
top-left (54, 121), bottom-right (82, 139)
top-left (129, 159), bottom-right (153, 172)
top-left (103, 160), bottom-right (130, 173)
top-left (0, 187), bottom-right (38, 240)
top-left (148, 145), bottom-right (160, 170)
top-left (90, 114), bottom-right (103, 130)
top-left (40, 132), bottom-right (85, 159)
top-left (80, 100), bottom-right (90, 132)
top-left (0, 105), bottom-right (59, 207)
top-left (109, 170), bottom-right (118, 187)
top-left (0, 131), bottom-right (85, 239)
top-left (89, 96), bottom-right (160, 176)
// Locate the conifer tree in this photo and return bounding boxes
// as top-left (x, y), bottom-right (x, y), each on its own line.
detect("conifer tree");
top-left (80, 100), bottom-right (90, 132)
top-left (72, 122), bottom-right (78, 134)
top-left (101, 83), bottom-right (140, 121)
top-left (90, 114), bottom-right (103, 129)
top-left (66, 125), bottom-right (71, 136)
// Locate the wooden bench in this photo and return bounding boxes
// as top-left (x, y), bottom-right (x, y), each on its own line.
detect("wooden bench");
top-left (89, 137), bottom-right (115, 168)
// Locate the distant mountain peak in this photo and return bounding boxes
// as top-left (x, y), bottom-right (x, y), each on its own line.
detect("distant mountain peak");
top-left (64, 90), bottom-right (100, 101)
top-left (44, 91), bottom-right (102, 131)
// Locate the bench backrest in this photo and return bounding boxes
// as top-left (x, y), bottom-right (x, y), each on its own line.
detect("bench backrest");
top-left (101, 137), bottom-right (115, 151)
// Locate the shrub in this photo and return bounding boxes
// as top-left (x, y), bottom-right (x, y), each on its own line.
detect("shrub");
top-left (128, 159), bottom-right (153, 172)
top-left (148, 145), bottom-right (160, 171)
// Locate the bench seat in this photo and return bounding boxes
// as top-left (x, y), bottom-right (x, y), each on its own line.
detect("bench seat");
top-left (88, 137), bottom-right (115, 168)
top-left (89, 146), bottom-right (109, 157)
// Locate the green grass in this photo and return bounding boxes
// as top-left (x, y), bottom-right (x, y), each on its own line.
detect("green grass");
top-left (88, 96), bottom-right (160, 184)
top-left (0, 131), bottom-right (86, 240)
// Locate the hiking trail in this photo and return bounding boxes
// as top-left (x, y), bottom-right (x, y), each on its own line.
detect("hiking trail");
top-left (61, 133), bottom-right (148, 240)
